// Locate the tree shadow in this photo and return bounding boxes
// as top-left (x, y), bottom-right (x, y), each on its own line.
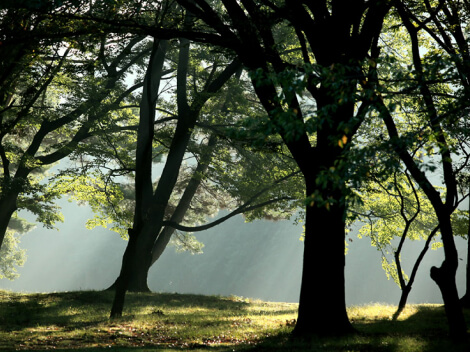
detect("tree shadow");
top-left (238, 305), bottom-right (470, 352)
top-left (0, 290), bottom-right (114, 331)
top-left (0, 290), bottom-right (255, 332)
top-left (2, 291), bottom-right (469, 351)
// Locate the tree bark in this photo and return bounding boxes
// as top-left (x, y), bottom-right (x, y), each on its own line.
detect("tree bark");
top-left (293, 186), bottom-right (353, 336)
top-left (459, 195), bottom-right (470, 308)
top-left (0, 192), bottom-right (18, 249)
top-left (166, 0), bottom-right (388, 337)
top-left (110, 228), bottom-right (140, 317)
top-left (393, 226), bottom-right (439, 320)
top-left (124, 135), bottom-right (218, 292)
top-left (110, 38), bottom-right (169, 317)
top-left (393, 286), bottom-right (411, 321)
top-left (430, 215), bottom-right (467, 341)
top-left (392, 2), bottom-right (467, 340)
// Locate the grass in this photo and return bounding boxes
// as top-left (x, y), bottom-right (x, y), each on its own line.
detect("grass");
top-left (0, 290), bottom-right (468, 351)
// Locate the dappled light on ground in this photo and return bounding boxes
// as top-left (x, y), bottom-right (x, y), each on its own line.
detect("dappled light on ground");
top-left (0, 290), bottom-right (296, 350)
top-left (0, 290), bottom-right (469, 351)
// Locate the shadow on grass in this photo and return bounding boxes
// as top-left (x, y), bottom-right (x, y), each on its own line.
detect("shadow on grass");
top-left (0, 290), bottom-right (116, 331)
top-left (0, 290), bottom-right (255, 333)
top-left (239, 305), bottom-right (470, 352)
top-left (1, 291), bottom-right (469, 352)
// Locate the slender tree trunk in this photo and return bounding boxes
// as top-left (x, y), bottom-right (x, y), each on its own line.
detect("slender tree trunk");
top-left (393, 286), bottom-right (412, 321)
top-left (460, 195), bottom-right (470, 308)
top-left (122, 61), bottom-right (238, 291)
top-left (110, 39), bottom-right (169, 317)
top-left (110, 228), bottom-right (139, 317)
top-left (123, 133), bottom-right (218, 292)
top-left (110, 41), bottom-right (240, 297)
top-left (431, 259), bottom-right (467, 338)
top-left (0, 192), bottom-right (18, 249)
top-left (460, 233), bottom-right (470, 307)
top-left (393, 226), bottom-right (439, 320)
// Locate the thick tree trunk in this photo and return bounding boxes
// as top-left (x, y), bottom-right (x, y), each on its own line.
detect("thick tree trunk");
top-left (431, 260), bottom-right (467, 340)
top-left (293, 170), bottom-right (354, 337)
top-left (293, 188), bottom-right (353, 337)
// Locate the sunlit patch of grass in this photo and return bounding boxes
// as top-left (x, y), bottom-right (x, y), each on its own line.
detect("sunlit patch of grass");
top-left (0, 290), bottom-right (469, 351)
top-left (348, 302), bottom-right (420, 322)
top-left (0, 290), bottom-right (298, 350)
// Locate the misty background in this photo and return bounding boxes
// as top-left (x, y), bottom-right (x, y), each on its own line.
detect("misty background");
top-left (0, 196), bottom-right (467, 306)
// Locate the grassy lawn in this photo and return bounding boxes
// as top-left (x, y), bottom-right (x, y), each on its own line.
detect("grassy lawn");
top-left (0, 290), bottom-right (468, 351)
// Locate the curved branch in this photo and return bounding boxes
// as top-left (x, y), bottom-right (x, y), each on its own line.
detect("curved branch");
top-left (162, 196), bottom-right (295, 232)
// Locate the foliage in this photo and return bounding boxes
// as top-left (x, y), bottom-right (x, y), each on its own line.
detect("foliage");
top-left (354, 171), bottom-right (442, 286)
top-left (0, 215), bottom-right (34, 280)
top-left (3, 0), bottom-right (470, 337)
top-left (0, 2), bottom-right (153, 270)
top-left (62, 37), bottom-right (303, 252)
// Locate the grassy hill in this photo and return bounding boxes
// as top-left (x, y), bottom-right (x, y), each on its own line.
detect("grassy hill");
top-left (0, 290), bottom-right (469, 351)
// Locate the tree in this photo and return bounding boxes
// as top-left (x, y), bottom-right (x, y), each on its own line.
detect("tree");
top-left (107, 18), bottom-right (304, 314)
top-left (360, 1), bottom-right (470, 339)
top-left (26, 0), bottom-right (389, 334)
top-left (354, 168), bottom-right (469, 320)
top-left (109, 15), bottom-right (247, 314)
top-left (0, 1), bottom-right (153, 266)
top-left (393, 2), bottom-right (470, 318)
top-left (170, 0), bottom-right (391, 336)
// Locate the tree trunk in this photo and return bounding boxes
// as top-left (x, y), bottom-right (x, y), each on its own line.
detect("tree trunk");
top-left (294, 207), bottom-right (351, 335)
top-left (460, 195), bottom-right (470, 308)
top-left (127, 255), bottom-right (152, 292)
top-left (109, 41), bottom-right (240, 299)
top-left (393, 226), bottom-right (438, 320)
top-left (431, 260), bottom-right (467, 340)
top-left (0, 192), bottom-right (18, 249)
top-left (293, 189), bottom-right (353, 337)
top-left (460, 234), bottom-right (470, 307)
top-left (110, 38), bottom-right (169, 316)
top-left (392, 286), bottom-right (411, 321)
top-left (110, 228), bottom-right (139, 318)
top-left (430, 216), bottom-right (467, 340)
top-left (119, 134), bottom-right (218, 292)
